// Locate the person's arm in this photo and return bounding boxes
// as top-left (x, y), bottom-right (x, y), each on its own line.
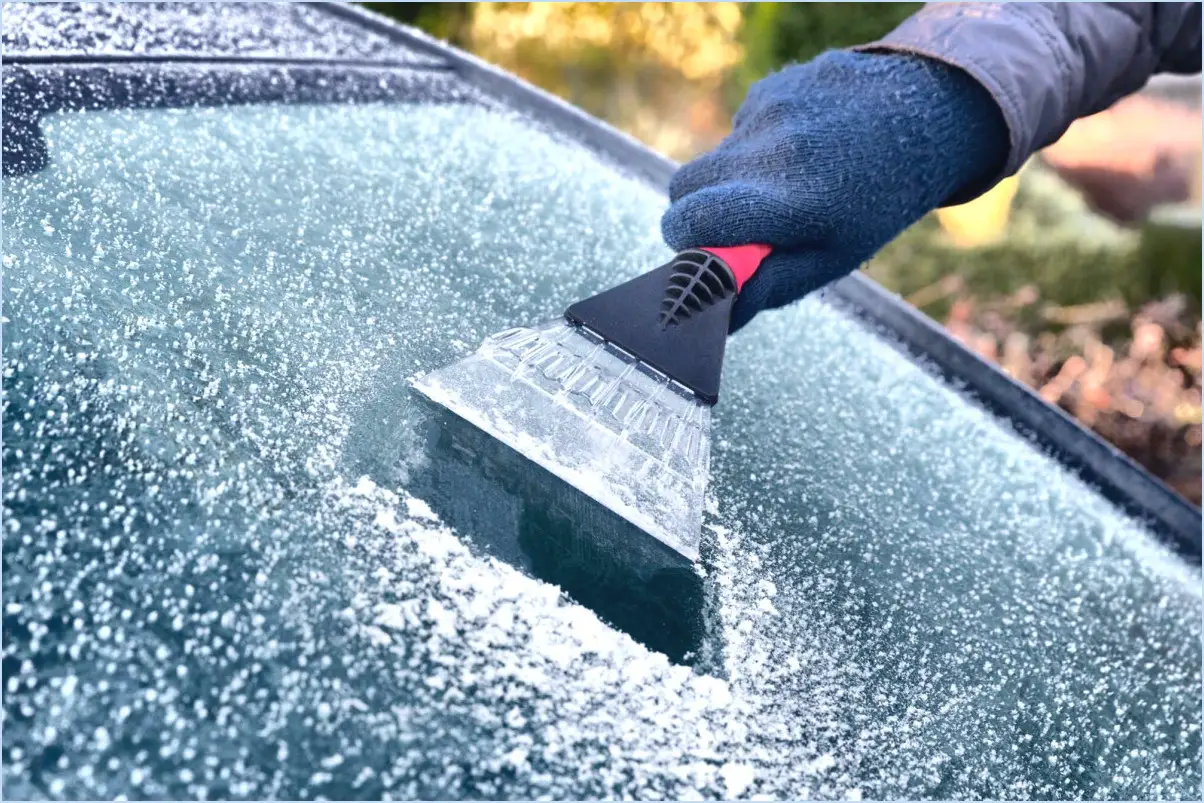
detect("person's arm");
top-left (662, 3), bottom-right (1202, 333)
top-left (856, 2), bottom-right (1203, 203)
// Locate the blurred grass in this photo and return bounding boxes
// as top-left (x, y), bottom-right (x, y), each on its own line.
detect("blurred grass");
top-left (871, 161), bottom-right (1201, 319)
top-left (872, 163), bottom-right (1135, 314)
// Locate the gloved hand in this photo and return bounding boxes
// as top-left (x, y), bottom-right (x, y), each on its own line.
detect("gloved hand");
top-left (662, 49), bottom-right (1011, 332)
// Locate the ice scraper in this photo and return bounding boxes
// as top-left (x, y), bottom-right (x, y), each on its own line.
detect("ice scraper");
top-left (409, 243), bottom-right (772, 568)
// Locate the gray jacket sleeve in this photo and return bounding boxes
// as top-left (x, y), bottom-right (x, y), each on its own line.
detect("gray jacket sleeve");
top-left (855, 2), bottom-right (1201, 199)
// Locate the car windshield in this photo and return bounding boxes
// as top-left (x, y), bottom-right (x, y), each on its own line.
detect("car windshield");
top-left (3, 65), bottom-right (1200, 801)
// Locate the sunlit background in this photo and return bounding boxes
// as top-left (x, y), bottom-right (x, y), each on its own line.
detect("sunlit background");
top-left (367, 1), bottom-right (1202, 504)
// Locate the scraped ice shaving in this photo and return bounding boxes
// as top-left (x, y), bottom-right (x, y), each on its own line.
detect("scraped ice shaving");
top-left (720, 762), bottom-right (756, 798)
top-left (405, 496), bottom-right (437, 521)
top-left (313, 475), bottom-right (858, 799)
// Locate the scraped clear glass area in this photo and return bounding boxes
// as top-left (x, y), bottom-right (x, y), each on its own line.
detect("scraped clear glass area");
top-left (412, 318), bottom-right (710, 562)
top-left (3, 70), bottom-right (1200, 801)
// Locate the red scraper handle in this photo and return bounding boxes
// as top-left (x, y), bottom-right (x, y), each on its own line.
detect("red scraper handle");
top-left (698, 244), bottom-right (772, 292)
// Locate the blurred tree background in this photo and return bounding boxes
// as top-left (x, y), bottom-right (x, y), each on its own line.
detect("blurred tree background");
top-left (733, 3), bottom-right (918, 93)
top-left (364, 2), bottom-right (1201, 503)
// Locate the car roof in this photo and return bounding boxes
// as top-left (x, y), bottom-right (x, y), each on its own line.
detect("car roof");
top-left (4, 1), bottom-right (1199, 559)
top-left (0, 1), bottom-right (444, 66)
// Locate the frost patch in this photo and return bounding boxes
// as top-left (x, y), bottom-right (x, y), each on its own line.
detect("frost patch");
top-left (720, 762), bottom-right (756, 799)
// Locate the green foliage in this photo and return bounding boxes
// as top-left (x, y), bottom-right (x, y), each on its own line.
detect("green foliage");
top-left (868, 215), bottom-right (1139, 325)
top-left (362, 2), bottom-right (472, 44)
top-left (1137, 210), bottom-right (1203, 307)
top-left (869, 165), bottom-right (1124, 313)
top-left (735, 2), bottom-right (920, 90)
top-left (868, 164), bottom-right (1203, 318)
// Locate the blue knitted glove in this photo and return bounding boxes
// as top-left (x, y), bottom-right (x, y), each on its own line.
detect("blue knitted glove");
top-left (662, 50), bottom-right (1010, 332)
